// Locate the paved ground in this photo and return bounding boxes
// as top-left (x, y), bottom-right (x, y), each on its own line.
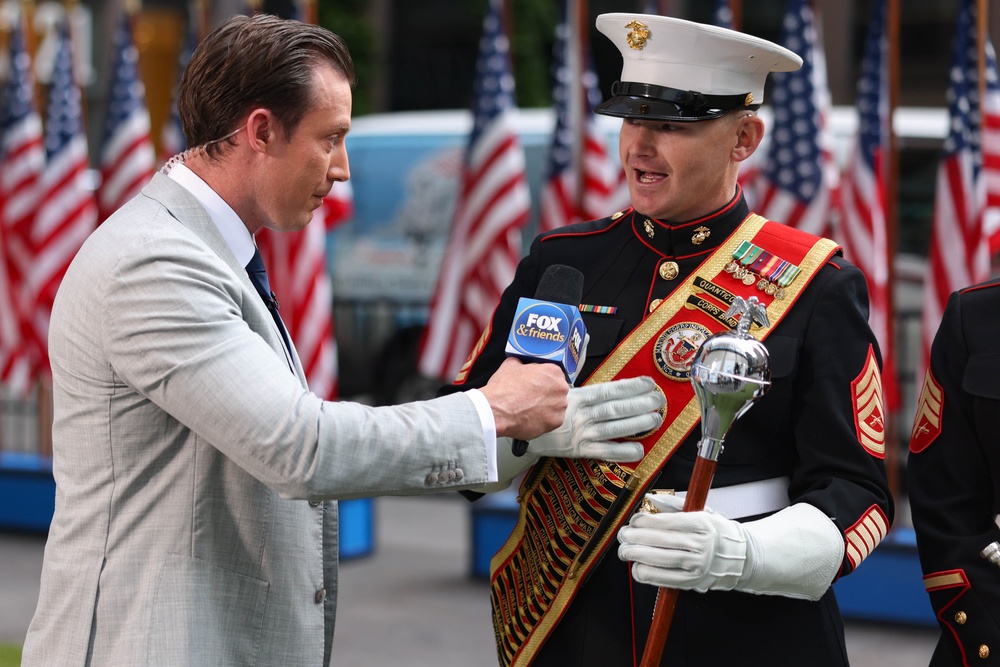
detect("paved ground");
top-left (1, 495), bottom-right (939, 666)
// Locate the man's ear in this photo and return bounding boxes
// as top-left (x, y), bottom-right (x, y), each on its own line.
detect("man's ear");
top-left (247, 109), bottom-right (273, 152)
top-left (732, 114), bottom-right (765, 164)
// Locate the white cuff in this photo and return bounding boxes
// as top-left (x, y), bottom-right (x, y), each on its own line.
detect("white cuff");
top-left (739, 502), bottom-right (845, 601)
top-left (466, 388), bottom-right (498, 483)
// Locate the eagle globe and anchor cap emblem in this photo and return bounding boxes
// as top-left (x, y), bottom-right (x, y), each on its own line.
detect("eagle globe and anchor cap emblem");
top-left (625, 19), bottom-right (650, 49)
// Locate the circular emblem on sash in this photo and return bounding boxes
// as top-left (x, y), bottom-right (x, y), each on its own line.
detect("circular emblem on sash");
top-left (653, 322), bottom-right (712, 381)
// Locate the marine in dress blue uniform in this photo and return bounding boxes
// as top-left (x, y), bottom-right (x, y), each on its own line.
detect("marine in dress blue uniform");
top-left (443, 14), bottom-right (894, 667)
top-left (908, 278), bottom-right (1000, 666)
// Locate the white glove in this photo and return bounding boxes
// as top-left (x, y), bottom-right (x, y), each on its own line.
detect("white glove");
top-left (618, 493), bottom-right (748, 593)
top-left (529, 376), bottom-right (663, 460)
top-left (618, 494), bottom-right (844, 600)
top-left (486, 376), bottom-right (664, 493)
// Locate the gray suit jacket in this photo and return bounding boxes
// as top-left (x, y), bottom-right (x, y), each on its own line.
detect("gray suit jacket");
top-left (22, 174), bottom-right (489, 666)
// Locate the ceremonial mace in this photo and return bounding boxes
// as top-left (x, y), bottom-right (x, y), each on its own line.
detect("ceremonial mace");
top-left (639, 296), bottom-right (772, 667)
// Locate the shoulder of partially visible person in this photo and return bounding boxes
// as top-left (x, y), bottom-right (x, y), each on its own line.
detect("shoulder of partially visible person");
top-left (955, 275), bottom-right (1000, 311)
top-left (923, 275), bottom-right (1000, 371)
top-left (946, 276), bottom-right (1000, 350)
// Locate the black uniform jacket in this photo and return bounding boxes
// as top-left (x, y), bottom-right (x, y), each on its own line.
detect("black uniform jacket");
top-left (446, 192), bottom-right (894, 666)
top-left (908, 278), bottom-right (1000, 667)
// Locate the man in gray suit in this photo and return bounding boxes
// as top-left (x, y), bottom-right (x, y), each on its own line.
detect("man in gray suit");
top-left (21, 13), bottom-right (664, 667)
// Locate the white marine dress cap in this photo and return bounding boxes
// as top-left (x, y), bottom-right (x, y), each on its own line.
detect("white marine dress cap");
top-left (594, 13), bottom-right (803, 121)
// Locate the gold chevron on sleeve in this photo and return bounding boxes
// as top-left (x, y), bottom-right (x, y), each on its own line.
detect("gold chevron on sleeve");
top-left (851, 345), bottom-right (886, 458)
top-left (908, 369), bottom-right (943, 453)
top-left (845, 505), bottom-right (889, 570)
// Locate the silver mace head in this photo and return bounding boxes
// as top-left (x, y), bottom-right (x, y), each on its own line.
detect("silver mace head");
top-left (691, 296), bottom-right (772, 461)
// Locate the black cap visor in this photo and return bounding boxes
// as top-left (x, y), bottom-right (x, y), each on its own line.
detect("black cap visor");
top-left (594, 81), bottom-right (757, 122)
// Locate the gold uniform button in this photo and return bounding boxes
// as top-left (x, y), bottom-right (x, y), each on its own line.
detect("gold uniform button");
top-left (649, 299), bottom-right (663, 313)
top-left (659, 261), bottom-right (679, 281)
top-left (955, 611), bottom-right (967, 625)
top-left (980, 644), bottom-right (990, 659)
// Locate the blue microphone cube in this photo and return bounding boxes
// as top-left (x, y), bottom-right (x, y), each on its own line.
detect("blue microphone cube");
top-left (505, 297), bottom-right (587, 383)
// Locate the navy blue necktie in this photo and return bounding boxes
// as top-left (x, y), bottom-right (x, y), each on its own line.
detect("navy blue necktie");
top-left (246, 247), bottom-right (292, 357)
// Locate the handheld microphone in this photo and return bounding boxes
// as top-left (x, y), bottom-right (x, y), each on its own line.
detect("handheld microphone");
top-left (507, 264), bottom-right (587, 456)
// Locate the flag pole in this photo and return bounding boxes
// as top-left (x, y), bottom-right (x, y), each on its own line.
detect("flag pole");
top-left (572, 0), bottom-right (588, 216)
top-left (20, 0), bottom-right (36, 67)
top-left (194, 0), bottom-right (209, 43)
top-left (885, 0), bottom-right (901, 507)
top-left (978, 0), bottom-right (987, 108)
top-left (502, 0), bottom-right (513, 55)
top-left (64, 0), bottom-right (86, 127)
top-left (20, 0), bottom-right (42, 138)
top-left (300, 0), bottom-right (317, 24)
top-left (731, 0), bottom-right (742, 32)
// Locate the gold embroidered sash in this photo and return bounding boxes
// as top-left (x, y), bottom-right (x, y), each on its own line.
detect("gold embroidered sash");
top-left (490, 215), bottom-right (839, 667)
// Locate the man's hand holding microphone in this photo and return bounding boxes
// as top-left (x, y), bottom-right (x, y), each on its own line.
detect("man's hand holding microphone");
top-left (480, 265), bottom-right (665, 492)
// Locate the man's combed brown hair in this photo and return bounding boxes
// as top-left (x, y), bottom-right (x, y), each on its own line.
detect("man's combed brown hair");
top-left (178, 13), bottom-right (355, 157)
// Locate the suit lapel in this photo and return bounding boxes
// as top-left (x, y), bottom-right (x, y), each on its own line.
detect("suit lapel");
top-left (140, 174), bottom-right (306, 385)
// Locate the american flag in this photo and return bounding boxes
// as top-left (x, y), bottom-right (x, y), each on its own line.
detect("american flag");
top-left (838, 0), bottom-right (898, 411)
top-left (538, 0), bottom-right (623, 233)
top-left (920, 0), bottom-right (995, 371)
top-left (418, 0), bottom-right (531, 382)
top-left (255, 180), bottom-right (353, 399)
top-left (97, 10), bottom-right (155, 222)
top-left (981, 24), bottom-right (1000, 255)
top-left (30, 21), bottom-right (98, 377)
top-left (747, 0), bottom-right (837, 237)
top-left (0, 15), bottom-right (45, 391)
